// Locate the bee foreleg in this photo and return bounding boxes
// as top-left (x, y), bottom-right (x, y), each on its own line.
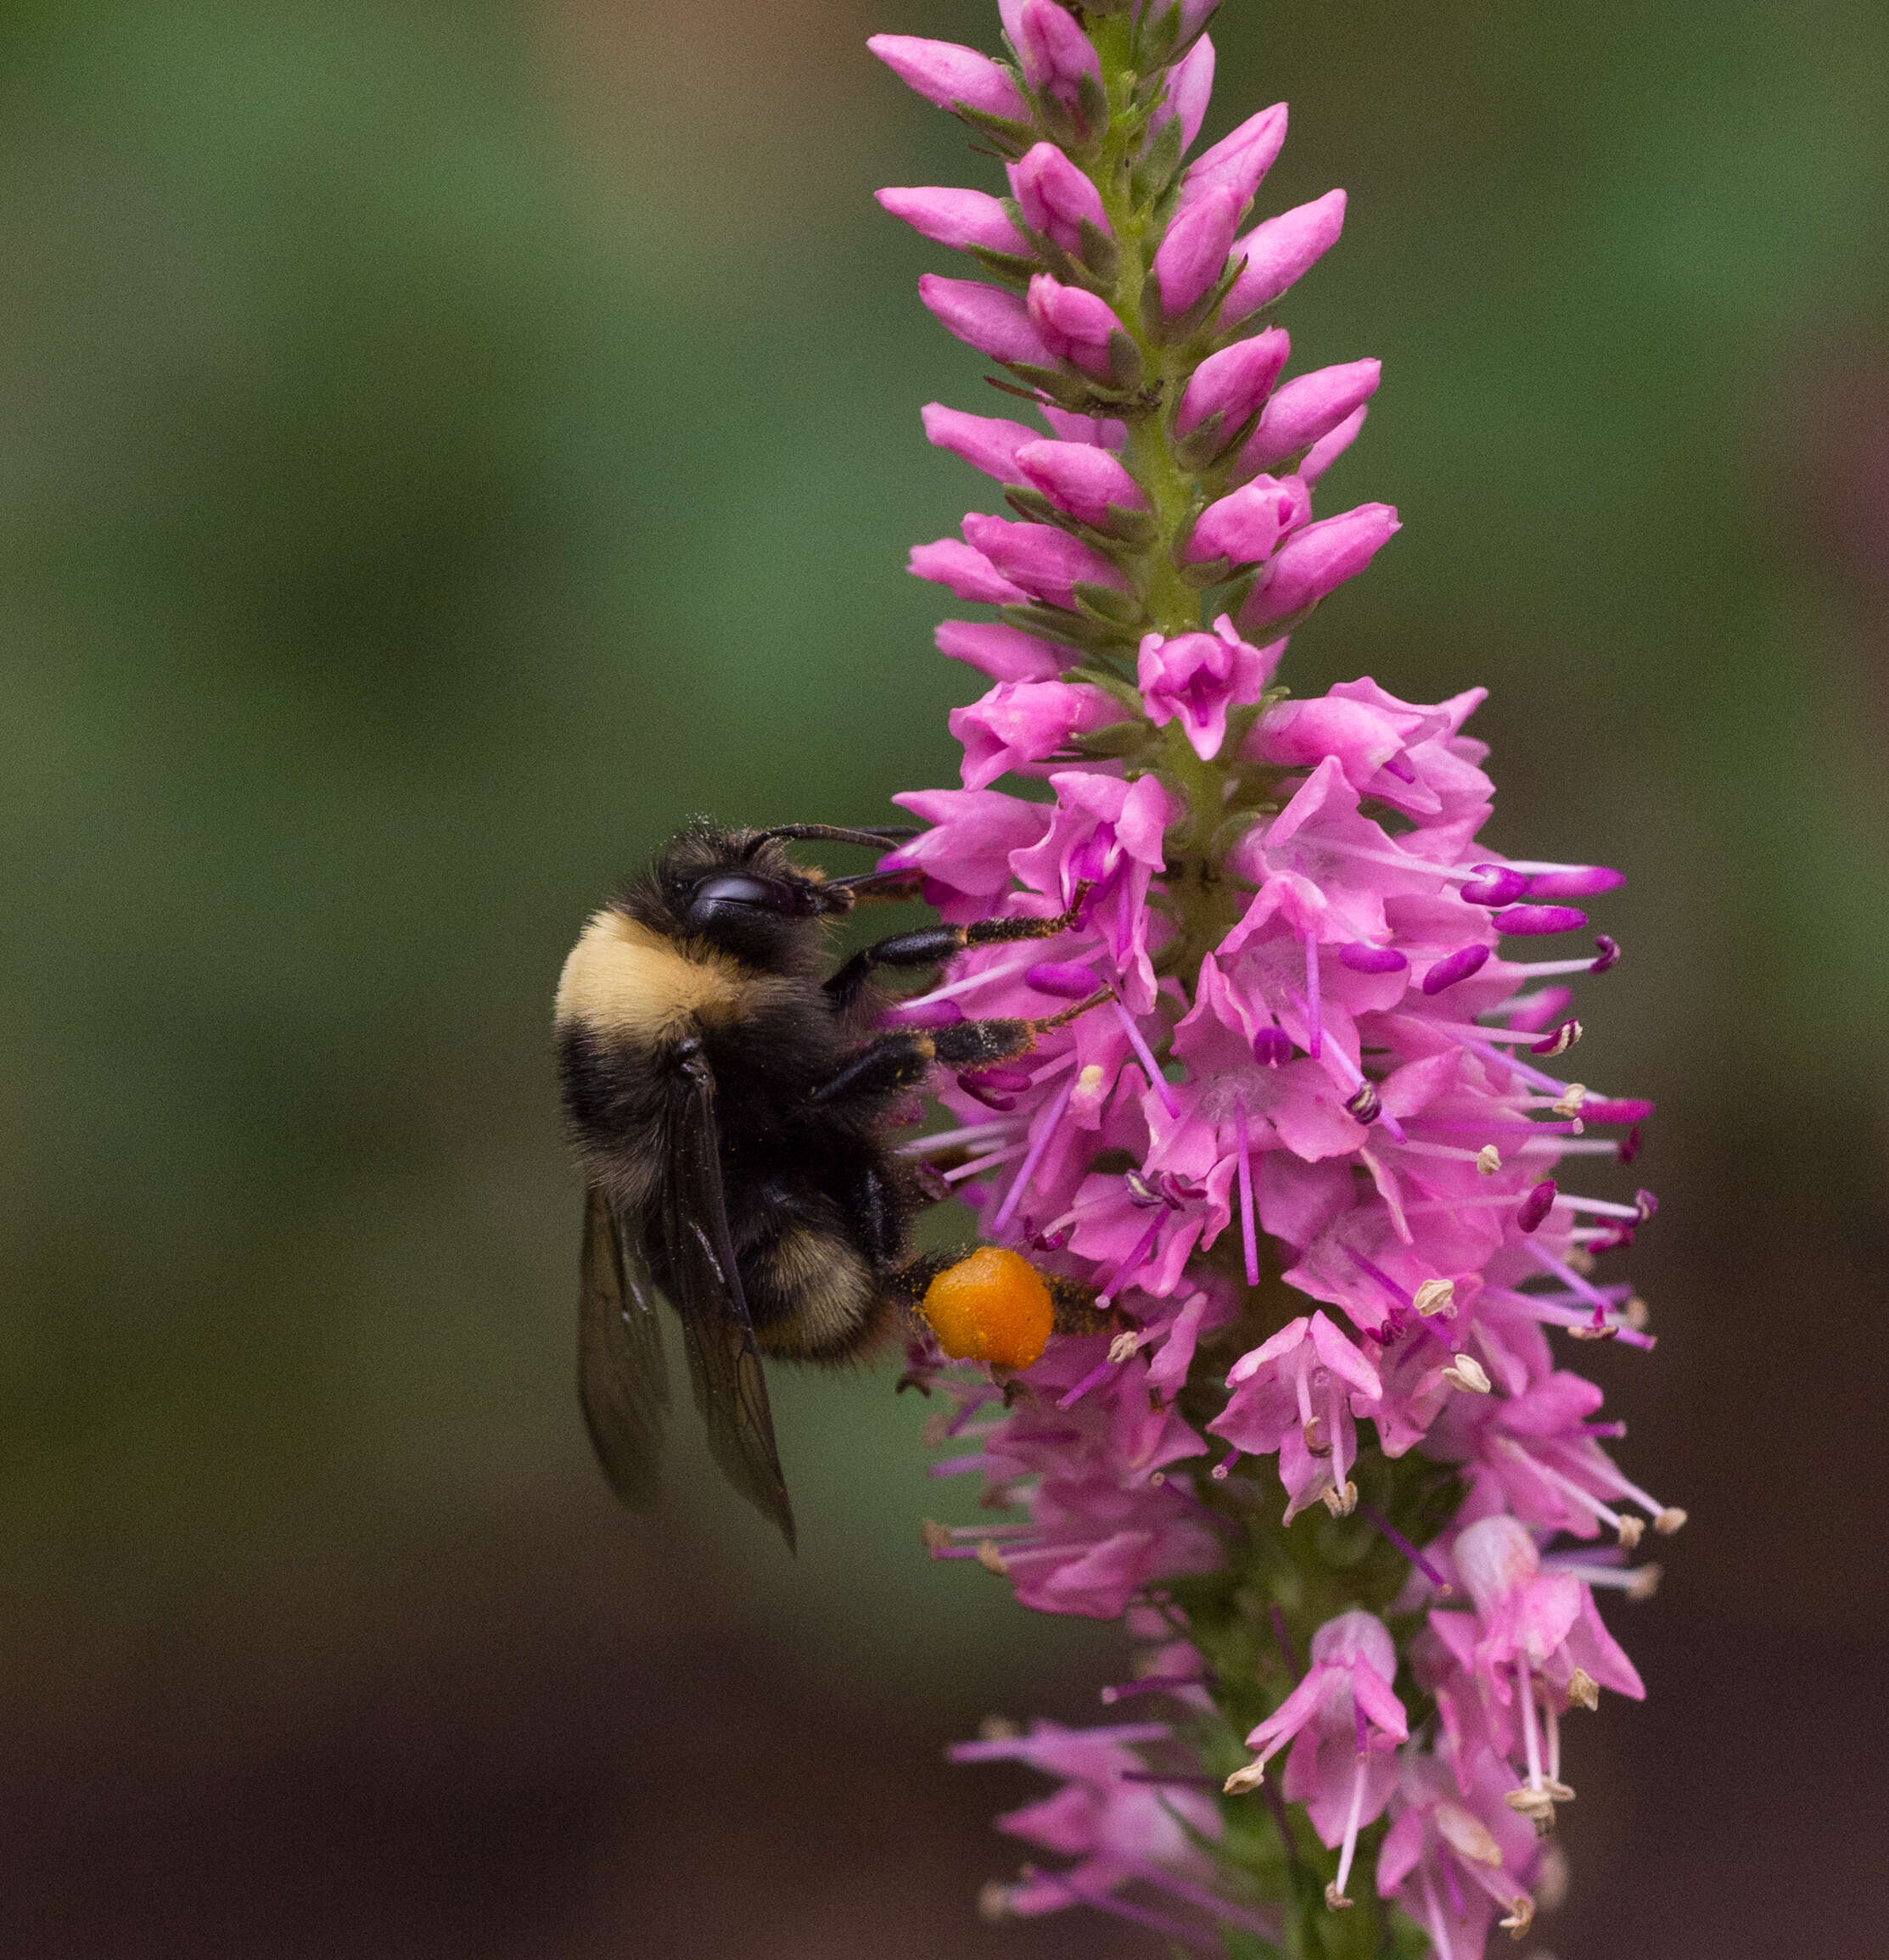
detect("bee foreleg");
top-left (823, 882), bottom-right (1094, 1014)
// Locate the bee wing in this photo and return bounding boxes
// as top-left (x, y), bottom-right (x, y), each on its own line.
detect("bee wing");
top-left (659, 1049), bottom-right (797, 1551)
top-left (578, 1184), bottom-right (670, 1510)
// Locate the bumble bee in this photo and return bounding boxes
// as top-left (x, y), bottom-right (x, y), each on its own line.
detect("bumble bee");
top-left (554, 820), bottom-right (1106, 1548)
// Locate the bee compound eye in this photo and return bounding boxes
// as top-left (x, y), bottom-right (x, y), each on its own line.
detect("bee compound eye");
top-left (687, 874), bottom-right (810, 921)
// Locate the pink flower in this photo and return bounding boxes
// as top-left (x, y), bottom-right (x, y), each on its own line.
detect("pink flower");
top-left (1209, 1311), bottom-right (1382, 1520)
top-left (1183, 473), bottom-right (1309, 570)
top-left (961, 512), bottom-right (1131, 611)
top-left (1240, 501), bottom-right (1401, 630)
top-left (1225, 1610), bottom-right (1407, 1907)
top-left (908, 536), bottom-right (1029, 605)
top-left (1175, 327), bottom-right (1292, 447)
top-left (1026, 272), bottom-right (1126, 380)
top-left (934, 618), bottom-right (1067, 682)
top-left (1237, 357), bottom-right (1382, 477)
top-left (1137, 616), bottom-right (1279, 759)
top-left (1176, 102), bottom-right (1287, 214)
top-left (921, 402), bottom-right (1037, 482)
top-left (1006, 0), bottom-right (1103, 120)
top-left (1015, 440), bottom-right (1148, 528)
top-left (918, 273), bottom-right (1052, 365)
top-left (1376, 1748), bottom-right (1543, 1956)
top-left (951, 678), bottom-right (1118, 789)
top-left (867, 33), bottom-right (1031, 121)
top-left (876, 185), bottom-right (1030, 255)
top-left (1152, 185), bottom-right (1243, 319)
top-left (1008, 141), bottom-right (1111, 255)
top-left (1147, 33), bottom-right (1215, 154)
top-left (1220, 189), bottom-right (1348, 323)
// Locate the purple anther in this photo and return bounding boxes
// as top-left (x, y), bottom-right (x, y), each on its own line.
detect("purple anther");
top-left (1338, 942), bottom-right (1408, 973)
top-left (1253, 1025), bottom-right (1292, 1066)
top-left (1589, 934), bottom-right (1623, 972)
top-left (1026, 960), bottom-right (1101, 999)
top-left (964, 1065), bottom-right (1035, 1093)
top-left (956, 1077), bottom-right (1018, 1112)
top-left (1124, 1170), bottom-right (1168, 1208)
top-left (1421, 944), bottom-right (1490, 994)
top-left (1029, 1227), bottom-right (1068, 1252)
top-left (1618, 1124), bottom-right (1643, 1166)
top-left (881, 996), bottom-right (966, 1028)
top-left (1460, 865), bottom-right (1530, 905)
top-left (1529, 1018), bottom-right (1582, 1056)
top-left (1379, 752), bottom-right (1417, 782)
top-left (1516, 1179), bottom-right (1557, 1234)
top-left (1526, 865), bottom-right (1624, 899)
top-left (1491, 904), bottom-right (1589, 936)
top-left (1346, 1082), bottom-right (1382, 1123)
top-left (1634, 1188), bottom-right (1659, 1223)
top-left (1584, 1095), bottom-right (1653, 1123)
top-left (1591, 1224), bottom-right (1636, 1253)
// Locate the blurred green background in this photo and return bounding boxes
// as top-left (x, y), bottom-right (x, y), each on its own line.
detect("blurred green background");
top-left (1, 0), bottom-right (1885, 1952)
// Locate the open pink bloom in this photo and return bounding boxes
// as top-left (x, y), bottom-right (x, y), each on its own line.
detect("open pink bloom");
top-left (1227, 1611), bottom-right (1407, 1905)
top-left (1377, 1748), bottom-right (1543, 1958)
top-left (951, 679), bottom-right (1117, 789)
top-left (1137, 617), bottom-right (1279, 759)
top-left (1209, 1311), bottom-right (1381, 1520)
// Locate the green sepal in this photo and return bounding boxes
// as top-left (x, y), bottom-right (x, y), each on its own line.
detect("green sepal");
top-left (1001, 360), bottom-right (1114, 412)
top-left (1135, 0), bottom-right (1183, 68)
top-left (1069, 666), bottom-right (1147, 715)
top-left (1076, 216), bottom-right (1121, 284)
top-left (1003, 484), bottom-right (1159, 555)
top-left (1001, 600), bottom-right (1136, 655)
top-left (1179, 552), bottom-right (1236, 589)
top-left (1073, 580), bottom-right (1150, 629)
top-left (1208, 808), bottom-right (1264, 860)
top-left (1105, 327), bottom-right (1147, 392)
top-left (1143, 251), bottom-right (1247, 348)
top-left (967, 245), bottom-right (1041, 292)
top-left (1129, 110), bottom-right (1185, 211)
top-left (1068, 719), bottom-right (1157, 760)
top-left (952, 101), bottom-right (1038, 160)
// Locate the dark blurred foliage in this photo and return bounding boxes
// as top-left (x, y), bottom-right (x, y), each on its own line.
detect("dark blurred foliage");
top-left (0, 0), bottom-right (1884, 1952)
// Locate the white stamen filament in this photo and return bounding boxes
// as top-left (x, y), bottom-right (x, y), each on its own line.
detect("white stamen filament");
top-left (1421, 1869), bottom-right (1457, 1960)
top-left (1516, 1659), bottom-right (1544, 1791)
top-left (1331, 1754), bottom-right (1370, 1905)
top-left (1516, 1137), bottom-right (1617, 1156)
top-left (895, 950), bottom-right (1059, 1012)
top-left (944, 1143), bottom-right (1027, 1184)
top-left (1504, 955), bottom-right (1612, 977)
top-left (1553, 1192), bottom-right (1642, 1219)
top-left (897, 1119), bottom-right (1018, 1156)
top-left (991, 1074), bottom-right (1077, 1234)
top-left (1544, 1692), bottom-right (1561, 1784)
top-left (1499, 1438), bottom-right (1635, 1540)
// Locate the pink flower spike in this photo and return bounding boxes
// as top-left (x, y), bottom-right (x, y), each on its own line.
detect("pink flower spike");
top-left (935, 619), bottom-right (1066, 682)
top-left (1220, 190), bottom-right (1348, 323)
top-left (1008, 143), bottom-right (1112, 256)
top-left (922, 403), bottom-right (1039, 483)
top-left (1152, 186), bottom-right (1243, 320)
top-left (1176, 328), bottom-right (1292, 442)
top-left (1149, 33), bottom-right (1215, 154)
top-left (1016, 440), bottom-right (1148, 529)
top-left (1008, 0), bottom-right (1102, 111)
top-left (876, 186), bottom-right (1030, 257)
top-left (1028, 273), bottom-right (1126, 381)
top-left (918, 274), bottom-right (1053, 366)
top-left (1237, 359), bottom-right (1382, 477)
top-left (1177, 103), bottom-right (1288, 215)
top-left (1240, 502), bottom-right (1401, 630)
top-left (866, 36), bottom-right (1030, 122)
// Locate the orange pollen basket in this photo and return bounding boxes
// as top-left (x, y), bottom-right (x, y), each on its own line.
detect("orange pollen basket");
top-left (922, 1246), bottom-right (1055, 1370)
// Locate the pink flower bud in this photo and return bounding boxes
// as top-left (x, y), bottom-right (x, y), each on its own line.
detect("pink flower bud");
top-left (1185, 474), bottom-right (1309, 567)
top-left (1152, 185), bottom-right (1242, 319)
top-left (1219, 188), bottom-right (1348, 322)
top-left (1014, 440), bottom-right (1147, 528)
top-left (1238, 359), bottom-right (1382, 475)
top-left (1006, 0), bottom-right (1102, 110)
top-left (908, 539), bottom-right (1030, 605)
top-left (962, 512), bottom-right (1130, 611)
top-left (919, 274), bottom-right (1053, 367)
top-left (1176, 328), bottom-right (1291, 440)
top-left (1240, 502), bottom-right (1399, 628)
top-left (1299, 405), bottom-right (1367, 485)
top-left (1137, 616), bottom-right (1279, 759)
top-left (934, 620), bottom-right (1068, 682)
top-left (922, 403), bottom-right (1039, 483)
top-left (876, 186), bottom-right (1030, 257)
top-left (1148, 34), bottom-right (1215, 154)
top-left (866, 35), bottom-right (1030, 121)
top-left (1007, 143), bottom-right (1111, 256)
top-left (1175, 102), bottom-right (1287, 215)
top-left (1027, 272), bottom-right (1123, 379)
top-left (1039, 405), bottom-right (1128, 449)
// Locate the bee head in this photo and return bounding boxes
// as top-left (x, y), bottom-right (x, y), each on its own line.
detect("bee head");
top-left (640, 825), bottom-right (845, 973)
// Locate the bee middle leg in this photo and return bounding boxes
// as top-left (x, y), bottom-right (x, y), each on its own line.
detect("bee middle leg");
top-left (823, 883), bottom-right (1094, 1014)
top-left (807, 990), bottom-right (1110, 1111)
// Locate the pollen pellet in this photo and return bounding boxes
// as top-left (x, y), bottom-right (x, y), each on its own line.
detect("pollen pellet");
top-left (922, 1246), bottom-right (1055, 1370)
